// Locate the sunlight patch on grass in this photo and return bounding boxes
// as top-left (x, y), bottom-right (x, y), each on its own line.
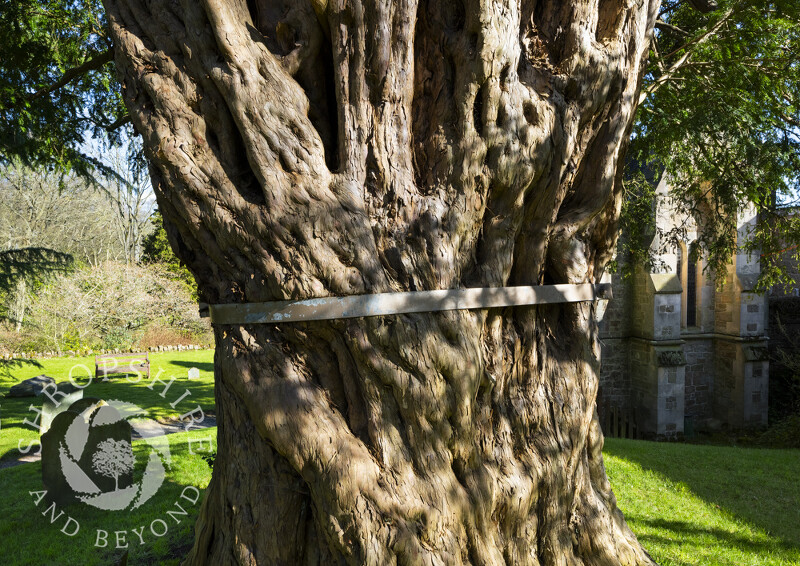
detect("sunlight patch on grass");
top-left (604, 438), bottom-right (800, 566)
top-left (0, 350), bottom-right (215, 462)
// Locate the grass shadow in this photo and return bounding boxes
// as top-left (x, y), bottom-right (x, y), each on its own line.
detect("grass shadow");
top-left (634, 516), bottom-right (798, 554)
top-left (168, 360), bottom-right (215, 373)
top-left (604, 438), bottom-right (800, 548)
top-left (1, 351), bottom-right (217, 462)
top-left (0, 359), bottom-right (43, 381)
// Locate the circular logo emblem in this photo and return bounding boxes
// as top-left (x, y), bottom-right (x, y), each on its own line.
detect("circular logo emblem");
top-left (58, 399), bottom-right (171, 511)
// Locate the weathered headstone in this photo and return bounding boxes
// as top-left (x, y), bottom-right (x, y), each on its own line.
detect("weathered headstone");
top-left (41, 382), bottom-right (84, 434)
top-left (7, 374), bottom-right (55, 397)
top-left (187, 367), bottom-right (200, 380)
top-left (41, 400), bottom-right (134, 507)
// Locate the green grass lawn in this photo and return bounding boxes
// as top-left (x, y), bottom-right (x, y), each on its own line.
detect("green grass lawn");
top-left (605, 438), bottom-right (800, 566)
top-left (0, 350), bottom-right (215, 464)
top-left (0, 351), bottom-right (216, 565)
top-left (0, 427), bottom-right (215, 566)
top-left (1, 353), bottom-right (799, 565)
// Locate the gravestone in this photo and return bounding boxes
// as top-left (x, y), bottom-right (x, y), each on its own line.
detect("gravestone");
top-left (41, 382), bottom-right (84, 434)
top-left (64, 397), bottom-right (105, 416)
top-left (7, 375), bottom-right (55, 397)
top-left (187, 367), bottom-right (200, 380)
top-left (41, 400), bottom-right (134, 507)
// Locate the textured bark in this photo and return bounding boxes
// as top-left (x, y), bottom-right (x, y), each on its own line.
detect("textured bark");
top-left (104, 0), bottom-right (659, 564)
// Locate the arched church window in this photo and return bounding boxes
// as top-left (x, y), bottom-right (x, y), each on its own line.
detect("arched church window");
top-left (678, 242), bottom-right (700, 328)
top-left (686, 252), bottom-right (697, 327)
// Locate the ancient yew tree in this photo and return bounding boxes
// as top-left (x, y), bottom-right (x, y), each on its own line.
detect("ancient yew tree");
top-left (103, 0), bottom-right (659, 563)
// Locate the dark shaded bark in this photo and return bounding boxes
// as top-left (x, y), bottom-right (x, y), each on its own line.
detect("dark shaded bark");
top-left (103, 0), bottom-right (659, 563)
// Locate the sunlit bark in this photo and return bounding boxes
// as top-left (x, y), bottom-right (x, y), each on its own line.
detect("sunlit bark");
top-left (104, 0), bottom-right (659, 563)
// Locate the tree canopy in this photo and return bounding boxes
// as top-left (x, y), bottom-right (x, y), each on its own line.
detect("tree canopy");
top-left (0, 0), bottom-right (127, 174)
top-left (1, 0), bottom-right (798, 287)
top-left (627, 0), bottom-right (800, 288)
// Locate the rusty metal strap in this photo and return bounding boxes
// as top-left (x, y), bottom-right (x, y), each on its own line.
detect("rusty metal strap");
top-left (204, 283), bottom-right (612, 325)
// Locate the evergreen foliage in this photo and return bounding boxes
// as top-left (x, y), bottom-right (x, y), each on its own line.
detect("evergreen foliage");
top-left (630, 0), bottom-right (800, 287)
top-left (141, 211), bottom-right (198, 300)
top-left (0, 246), bottom-right (73, 324)
top-left (0, 0), bottom-right (128, 175)
top-left (0, 246), bottom-right (74, 292)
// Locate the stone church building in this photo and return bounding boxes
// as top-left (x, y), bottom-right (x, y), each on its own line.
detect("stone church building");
top-left (597, 174), bottom-right (770, 439)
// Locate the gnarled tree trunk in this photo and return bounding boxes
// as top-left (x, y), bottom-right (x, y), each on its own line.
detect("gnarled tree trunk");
top-left (104, 0), bottom-right (659, 563)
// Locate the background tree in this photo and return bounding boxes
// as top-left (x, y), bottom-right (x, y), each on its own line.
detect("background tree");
top-left (0, 161), bottom-right (204, 351)
top-left (87, 138), bottom-right (155, 264)
top-left (0, 161), bottom-right (125, 265)
top-left (628, 0), bottom-right (800, 287)
top-left (0, 161), bottom-right (125, 331)
top-left (141, 209), bottom-right (198, 300)
top-left (0, 247), bottom-right (73, 331)
top-left (0, 0), bottom-right (127, 174)
top-left (0, 0), bottom-right (153, 265)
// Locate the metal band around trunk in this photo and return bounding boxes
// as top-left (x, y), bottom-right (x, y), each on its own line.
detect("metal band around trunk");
top-left (205, 283), bottom-right (612, 325)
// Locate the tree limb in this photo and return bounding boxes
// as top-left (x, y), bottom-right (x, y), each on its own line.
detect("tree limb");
top-left (26, 50), bottom-right (113, 103)
top-left (687, 0), bottom-right (719, 14)
top-left (779, 111), bottom-right (800, 129)
top-left (105, 114), bottom-right (131, 131)
top-left (639, 8), bottom-right (733, 106)
top-left (655, 20), bottom-right (690, 36)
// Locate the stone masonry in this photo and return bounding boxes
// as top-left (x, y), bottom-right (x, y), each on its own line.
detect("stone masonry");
top-left (597, 175), bottom-right (769, 439)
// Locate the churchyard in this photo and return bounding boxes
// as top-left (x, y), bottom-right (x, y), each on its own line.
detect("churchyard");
top-left (0, 351), bottom-right (216, 565)
top-left (0, 350), bottom-right (797, 565)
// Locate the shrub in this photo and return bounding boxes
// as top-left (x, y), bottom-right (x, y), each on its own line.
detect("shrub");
top-left (16, 261), bottom-right (209, 353)
top-left (136, 324), bottom-right (210, 350)
top-left (757, 414), bottom-right (800, 449)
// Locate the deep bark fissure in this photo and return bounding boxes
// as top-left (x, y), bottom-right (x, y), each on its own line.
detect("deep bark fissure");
top-left (103, 0), bottom-right (661, 564)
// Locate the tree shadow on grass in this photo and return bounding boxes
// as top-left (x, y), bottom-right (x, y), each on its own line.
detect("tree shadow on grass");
top-left (0, 378), bottom-right (217, 463)
top-left (633, 516), bottom-right (799, 555)
top-left (80, 377), bottom-right (217, 418)
top-left (167, 360), bottom-right (215, 373)
top-left (0, 359), bottom-right (42, 381)
top-left (605, 439), bottom-right (800, 550)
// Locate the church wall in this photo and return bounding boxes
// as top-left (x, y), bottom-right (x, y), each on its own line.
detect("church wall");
top-left (683, 337), bottom-right (714, 421)
top-left (597, 184), bottom-right (770, 437)
top-left (598, 268), bottom-right (632, 411)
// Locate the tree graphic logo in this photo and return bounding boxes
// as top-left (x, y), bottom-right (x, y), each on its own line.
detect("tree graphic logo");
top-left (92, 439), bottom-right (135, 491)
top-left (51, 399), bottom-right (172, 511)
